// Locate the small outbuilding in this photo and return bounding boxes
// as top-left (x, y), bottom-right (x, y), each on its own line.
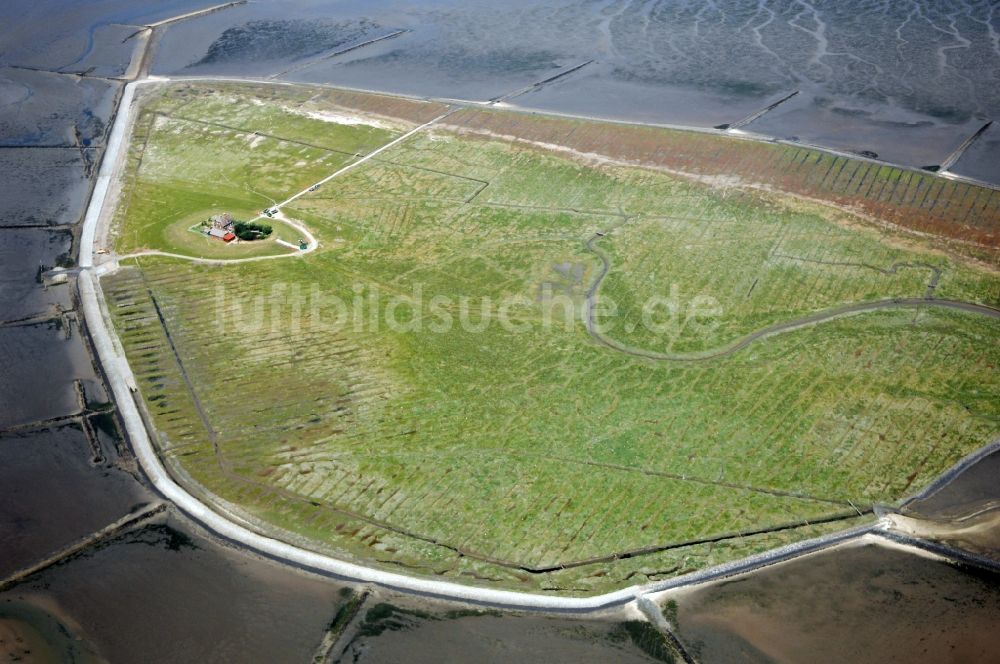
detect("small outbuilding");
top-left (208, 227), bottom-right (236, 242)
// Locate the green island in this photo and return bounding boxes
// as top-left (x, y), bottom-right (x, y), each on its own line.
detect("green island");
top-left (102, 81), bottom-right (1000, 594)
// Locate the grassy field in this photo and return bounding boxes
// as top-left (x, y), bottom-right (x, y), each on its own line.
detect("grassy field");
top-left (146, 208), bottom-right (304, 259)
top-left (446, 108), bottom-right (1000, 261)
top-left (103, 82), bottom-right (1000, 593)
top-left (112, 83), bottom-right (403, 257)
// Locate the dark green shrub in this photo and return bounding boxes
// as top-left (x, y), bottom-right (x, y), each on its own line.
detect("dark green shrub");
top-left (234, 221), bottom-right (273, 241)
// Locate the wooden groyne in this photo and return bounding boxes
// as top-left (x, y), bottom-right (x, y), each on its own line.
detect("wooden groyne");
top-left (938, 121), bottom-right (993, 173)
top-left (0, 503), bottom-right (166, 591)
top-left (717, 90), bottom-right (799, 130)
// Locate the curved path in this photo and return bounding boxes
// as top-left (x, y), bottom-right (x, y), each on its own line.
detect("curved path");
top-left (116, 212), bottom-right (317, 265)
top-left (107, 90), bottom-right (453, 268)
top-left (583, 233), bottom-right (1000, 363)
top-left (77, 76), bottom-right (999, 612)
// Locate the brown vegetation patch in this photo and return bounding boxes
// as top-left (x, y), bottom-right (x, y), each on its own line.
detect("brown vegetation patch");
top-left (446, 108), bottom-right (1000, 262)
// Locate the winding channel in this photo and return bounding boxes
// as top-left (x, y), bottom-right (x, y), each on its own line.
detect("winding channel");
top-left (76, 70), bottom-right (1000, 611)
top-left (583, 232), bottom-right (1000, 363)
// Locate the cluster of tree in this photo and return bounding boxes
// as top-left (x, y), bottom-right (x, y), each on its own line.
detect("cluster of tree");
top-left (234, 221), bottom-right (273, 241)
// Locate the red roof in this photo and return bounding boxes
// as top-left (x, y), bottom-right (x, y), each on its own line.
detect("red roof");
top-left (222, 232), bottom-right (236, 242)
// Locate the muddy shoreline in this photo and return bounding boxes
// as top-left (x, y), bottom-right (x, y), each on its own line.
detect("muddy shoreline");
top-left (3, 1), bottom-right (1000, 660)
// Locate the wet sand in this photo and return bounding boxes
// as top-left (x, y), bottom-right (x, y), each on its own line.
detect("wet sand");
top-left (665, 539), bottom-right (1000, 664)
top-left (0, 321), bottom-right (107, 430)
top-left (0, 1), bottom-right (999, 660)
top-left (1, 8), bottom-right (370, 659)
top-left (147, 0), bottom-right (1000, 183)
top-left (0, 600), bottom-right (105, 663)
top-left (0, 228), bottom-right (73, 321)
top-left (906, 447), bottom-right (1000, 521)
top-left (514, 62), bottom-right (773, 128)
top-left (0, 425), bottom-right (150, 579)
top-left (950, 132), bottom-right (1000, 182)
top-left (0, 0), bottom-right (208, 72)
top-left (0, 149), bottom-right (95, 227)
top-left (0, 511), bottom-right (355, 663)
top-left (0, 67), bottom-right (117, 147)
top-left (333, 593), bottom-right (669, 664)
top-left (885, 442), bottom-right (1000, 561)
top-left (741, 90), bottom-right (988, 171)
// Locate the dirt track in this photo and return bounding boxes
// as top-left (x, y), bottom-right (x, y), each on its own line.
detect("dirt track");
top-left (73, 57), bottom-right (1000, 610)
top-left (583, 231), bottom-right (1000, 363)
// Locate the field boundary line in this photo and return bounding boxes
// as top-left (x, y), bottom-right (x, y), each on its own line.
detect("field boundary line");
top-left (75, 76), bottom-right (995, 612)
top-left (584, 231), bottom-right (1000, 363)
top-left (266, 107), bottom-right (458, 213)
top-left (141, 75), bottom-right (1000, 194)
